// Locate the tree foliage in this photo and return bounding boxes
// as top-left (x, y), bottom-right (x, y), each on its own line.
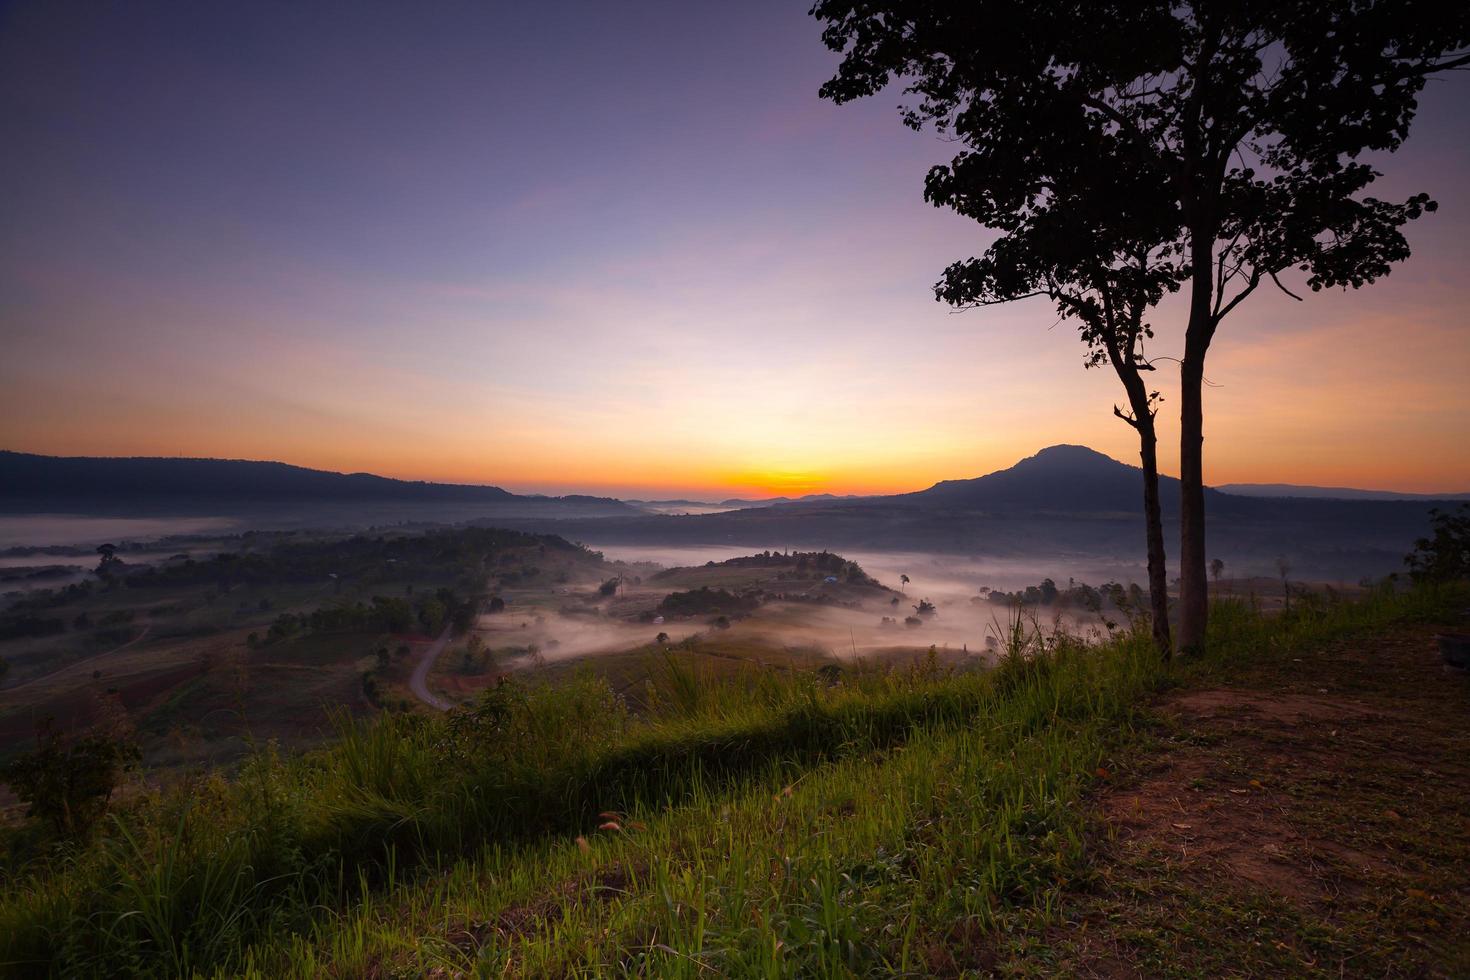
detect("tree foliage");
top-left (1, 719), bottom-right (140, 839)
top-left (813, 1), bottom-right (1463, 310)
top-left (1405, 504), bottom-right (1470, 583)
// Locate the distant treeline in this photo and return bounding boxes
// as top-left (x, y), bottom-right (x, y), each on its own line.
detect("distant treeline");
top-left (651, 550), bottom-right (879, 586)
top-left (656, 587), bottom-right (763, 618)
top-left (123, 526), bottom-right (585, 591)
top-left (984, 578), bottom-right (1146, 611)
top-left (256, 588), bottom-right (477, 645)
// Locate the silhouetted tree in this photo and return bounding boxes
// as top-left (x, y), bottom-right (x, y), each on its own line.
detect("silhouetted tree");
top-left (1276, 556), bottom-right (1292, 612)
top-left (94, 543), bottom-right (121, 581)
top-left (812, 0), bottom-right (1469, 652)
top-left (899, 573), bottom-right (910, 592)
top-left (1405, 505), bottom-right (1470, 583)
top-left (1, 718), bottom-right (139, 839)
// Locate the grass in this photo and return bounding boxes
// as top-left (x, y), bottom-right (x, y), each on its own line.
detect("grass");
top-left (0, 581), bottom-right (1461, 977)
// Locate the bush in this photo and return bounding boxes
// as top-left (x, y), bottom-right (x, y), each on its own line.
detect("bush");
top-left (658, 587), bottom-right (760, 618)
top-left (1406, 504), bottom-right (1470, 583)
top-left (0, 719), bottom-right (139, 839)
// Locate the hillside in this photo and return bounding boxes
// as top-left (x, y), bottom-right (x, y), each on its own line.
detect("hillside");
top-left (1217, 481), bottom-right (1470, 501)
top-left (0, 451), bottom-right (637, 518)
top-left (2, 582), bottom-right (1461, 975)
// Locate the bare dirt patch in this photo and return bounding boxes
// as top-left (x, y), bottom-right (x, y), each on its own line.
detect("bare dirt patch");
top-left (1038, 623), bottom-right (1470, 977)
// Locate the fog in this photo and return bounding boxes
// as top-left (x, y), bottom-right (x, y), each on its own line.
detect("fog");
top-left (590, 543), bottom-right (1149, 601)
top-left (532, 542), bottom-right (1154, 666)
top-left (473, 606), bottom-right (704, 666)
top-left (0, 515), bottom-right (239, 549)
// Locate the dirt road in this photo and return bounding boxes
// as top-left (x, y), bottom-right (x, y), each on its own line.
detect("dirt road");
top-left (408, 626), bottom-right (455, 711)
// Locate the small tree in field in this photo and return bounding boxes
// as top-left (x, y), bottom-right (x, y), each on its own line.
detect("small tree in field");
top-left (812, 0), bottom-right (1469, 651)
top-left (1, 718), bottom-right (139, 839)
top-left (1405, 505), bottom-right (1470, 583)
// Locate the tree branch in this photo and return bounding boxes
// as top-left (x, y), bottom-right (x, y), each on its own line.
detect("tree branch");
top-left (1268, 269), bottom-right (1304, 302)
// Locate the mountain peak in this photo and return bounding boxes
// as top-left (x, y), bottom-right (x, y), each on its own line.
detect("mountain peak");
top-left (1034, 443), bottom-right (1103, 456)
top-left (1023, 444), bottom-right (1122, 466)
top-left (907, 444), bottom-right (1192, 513)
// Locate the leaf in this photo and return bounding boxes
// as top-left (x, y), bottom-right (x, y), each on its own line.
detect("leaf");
top-left (1171, 822), bottom-right (1192, 830)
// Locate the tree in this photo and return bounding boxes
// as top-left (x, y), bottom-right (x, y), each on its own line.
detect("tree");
top-left (1405, 504), bottom-right (1470, 583)
top-left (899, 573), bottom-right (910, 592)
top-left (1275, 556), bottom-right (1292, 612)
top-left (811, 0), bottom-right (1469, 651)
top-left (94, 543), bottom-right (121, 581)
top-left (0, 718), bottom-right (139, 839)
top-left (1210, 558), bottom-right (1225, 589)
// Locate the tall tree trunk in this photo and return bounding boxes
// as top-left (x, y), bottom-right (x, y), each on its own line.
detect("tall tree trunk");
top-left (1178, 352), bottom-right (1208, 650)
top-left (1178, 248), bottom-right (1216, 652)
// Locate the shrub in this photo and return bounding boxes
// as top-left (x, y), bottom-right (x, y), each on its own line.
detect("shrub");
top-left (1406, 504), bottom-right (1470, 583)
top-left (0, 719), bottom-right (139, 840)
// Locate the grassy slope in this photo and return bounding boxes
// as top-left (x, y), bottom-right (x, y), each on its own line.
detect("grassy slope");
top-left (0, 584), bottom-right (1462, 977)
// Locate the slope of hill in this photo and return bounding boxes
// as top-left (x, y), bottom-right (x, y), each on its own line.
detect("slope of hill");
top-left (1217, 481), bottom-right (1470, 501)
top-left (0, 451), bottom-right (637, 518)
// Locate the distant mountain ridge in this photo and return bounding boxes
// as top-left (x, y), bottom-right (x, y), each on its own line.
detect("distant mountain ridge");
top-left (0, 451), bottom-right (634, 513)
top-left (1216, 482), bottom-right (1470, 502)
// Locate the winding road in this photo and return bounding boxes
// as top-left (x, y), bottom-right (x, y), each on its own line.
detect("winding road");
top-left (408, 626), bottom-right (455, 711)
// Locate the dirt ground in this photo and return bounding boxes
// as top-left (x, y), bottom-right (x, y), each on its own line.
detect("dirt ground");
top-left (1024, 620), bottom-right (1470, 977)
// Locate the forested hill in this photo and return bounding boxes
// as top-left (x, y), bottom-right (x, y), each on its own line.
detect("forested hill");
top-left (0, 451), bottom-right (634, 514)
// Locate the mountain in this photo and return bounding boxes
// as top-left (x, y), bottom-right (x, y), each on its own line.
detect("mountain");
top-left (899, 444), bottom-right (1234, 513)
top-left (480, 445), bottom-right (1453, 581)
top-left (0, 451), bottom-right (637, 518)
top-left (1216, 482), bottom-right (1470, 502)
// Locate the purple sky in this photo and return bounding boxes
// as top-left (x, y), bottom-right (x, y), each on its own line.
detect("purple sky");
top-left (2, 1), bottom-right (1468, 498)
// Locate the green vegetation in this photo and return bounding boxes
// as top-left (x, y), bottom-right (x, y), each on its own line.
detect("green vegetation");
top-left (656, 587), bottom-right (761, 619)
top-left (1, 578), bottom-right (1458, 977)
top-left (0, 719), bottom-right (139, 841)
top-left (1406, 502), bottom-right (1470, 583)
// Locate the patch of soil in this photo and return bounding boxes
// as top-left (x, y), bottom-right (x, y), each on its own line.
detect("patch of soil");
top-left (1051, 623), bottom-right (1470, 977)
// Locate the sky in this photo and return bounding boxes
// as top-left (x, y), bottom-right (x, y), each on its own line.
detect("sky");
top-left (2, 1), bottom-right (1468, 500)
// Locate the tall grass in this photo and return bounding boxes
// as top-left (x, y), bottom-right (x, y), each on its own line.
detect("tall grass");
top-left (0, 581), bottom-right (1459, 977)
